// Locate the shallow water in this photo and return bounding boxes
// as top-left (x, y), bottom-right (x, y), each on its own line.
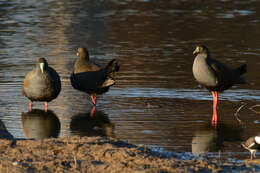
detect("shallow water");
top-left (0, 0), bottom-right (260, 161)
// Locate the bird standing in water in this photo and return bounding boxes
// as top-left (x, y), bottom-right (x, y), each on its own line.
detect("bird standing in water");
top-left (192, 45), bottom-right (246, 126)
top-left (22, 58), bottom-right (61, 112)
top-left (70, 47), bottom-right (120, 116)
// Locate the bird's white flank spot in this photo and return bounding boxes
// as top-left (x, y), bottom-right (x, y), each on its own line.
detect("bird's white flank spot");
top-left (255, 136), bottom-right (260, 144)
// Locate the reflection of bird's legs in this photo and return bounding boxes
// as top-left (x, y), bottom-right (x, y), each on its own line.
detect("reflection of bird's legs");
top-left (90, 106), bottom-right (96, 117)
top-left (253, 150), bottom-right (257, 159)
top-left (29, 101), bottom-right (33, 111)
top-left (90, 94), bottom-right (97, 106)
top-left (211, 91), bottom-right (218, 125)
top-left (45, 102), bottom-right (48, 112)
top-left (250, 151), bottom-right (254, 160)
top-left (218, 150), bottom-right (221, 162)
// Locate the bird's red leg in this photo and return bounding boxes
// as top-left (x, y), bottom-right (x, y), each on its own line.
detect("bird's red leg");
top-left (90, 106), bottom-right (96, 118)
top-left (214, 91), bottom-right (219, 121)
top-left (29, 101), bottom-right (33, 111)
top-left (211, 91), bottom-right (218, 125)
top-left (45, 102), bottom-right (48, 112)
top-left (90, 95), bottom-right (97, 106)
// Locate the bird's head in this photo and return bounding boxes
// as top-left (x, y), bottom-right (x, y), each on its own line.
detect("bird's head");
top-left (193, 45), bottom-right (209, 55)
top-left (77, 47), bottom-right (89, 60)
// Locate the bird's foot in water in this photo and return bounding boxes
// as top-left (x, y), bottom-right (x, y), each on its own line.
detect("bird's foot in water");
top-left (211, 113), bottom-right (218, 127)
top-left (45, 102), bottom-right (48, 112)
top-left (211, 120), bottom-right (217, 128)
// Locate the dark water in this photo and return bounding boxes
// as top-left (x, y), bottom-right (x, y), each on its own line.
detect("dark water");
top-left (0, 0), bottom-right (260, 160)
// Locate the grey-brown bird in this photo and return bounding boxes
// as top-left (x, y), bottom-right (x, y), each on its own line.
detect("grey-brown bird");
top-left (70, 47), bottom-right (120, 107)
top-left (22, 58), bottom-right (61, 112)
top-left (242, 136), bottom-right (260, 160)
top-left (192, 45), bottom-right (246, 125)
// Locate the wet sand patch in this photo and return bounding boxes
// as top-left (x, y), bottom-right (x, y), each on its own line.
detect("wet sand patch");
top-left (0, 136), bottom-right (259, 172)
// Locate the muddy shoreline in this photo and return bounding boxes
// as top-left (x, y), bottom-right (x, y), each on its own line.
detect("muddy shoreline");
top-left (0, 136), bottom-right (258, 172)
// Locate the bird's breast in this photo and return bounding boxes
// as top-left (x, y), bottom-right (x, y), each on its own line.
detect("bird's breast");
top-left (192, 57), bottom-right (218, 87)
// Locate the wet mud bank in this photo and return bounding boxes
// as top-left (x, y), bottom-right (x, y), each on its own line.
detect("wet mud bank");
top-left (0, 136), bottom-right (259, 172)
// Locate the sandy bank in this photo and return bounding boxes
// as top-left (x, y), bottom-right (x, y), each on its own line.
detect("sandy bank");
top-left (0, 136), bottom-right (259, 172)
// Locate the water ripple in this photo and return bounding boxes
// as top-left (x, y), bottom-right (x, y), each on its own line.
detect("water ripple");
top-left (108, 88), bottom-right (260, 101)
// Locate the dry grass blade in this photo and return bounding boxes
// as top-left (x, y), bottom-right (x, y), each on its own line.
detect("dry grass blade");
top-left (234, 104), bottom-right (247, 124)
top-left (249, 105), bottom-right (260, 114)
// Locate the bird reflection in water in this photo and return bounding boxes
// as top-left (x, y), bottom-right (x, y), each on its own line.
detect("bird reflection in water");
top-left (21, 109), bottom-right (61, 140)
top-left (192, 122), bottom-right (242, 156)
top-left (70, 110), bottom-right (114, 137)
top-left (0, 119), bottom-right (14, 140)
top-left (90, 106), bottom-right (96, 117)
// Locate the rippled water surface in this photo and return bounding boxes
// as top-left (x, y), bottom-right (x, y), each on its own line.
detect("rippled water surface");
top-left (0, 0), bottom-right (260, 160)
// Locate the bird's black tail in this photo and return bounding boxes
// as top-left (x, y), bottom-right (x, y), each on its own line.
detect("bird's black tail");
top-left (101, 59), bottom-right (120, 88)
top-left (105, 59), bottom-right (120, 76)
top-left (238, 64), bottom-right (247, 75)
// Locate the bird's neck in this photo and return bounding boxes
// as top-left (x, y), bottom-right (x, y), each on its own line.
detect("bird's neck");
top-left (35, 66), bottom-right (44, 75)
top-left (77, 55), bottom-right (90, 64)
top-left (197, 52), bottom-right (209, 59)
top-left (79, 51), bottom-right (89, 61)
top-left (35, 64), bottom-right (43, 73)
